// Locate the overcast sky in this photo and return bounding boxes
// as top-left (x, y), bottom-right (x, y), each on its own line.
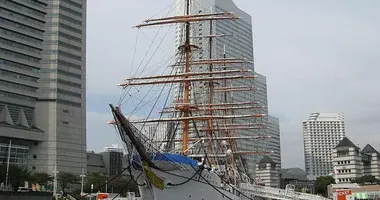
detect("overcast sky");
top-left (86, 0), bottom-right (380, 169)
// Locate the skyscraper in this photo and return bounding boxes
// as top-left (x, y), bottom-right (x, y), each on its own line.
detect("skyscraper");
top-left (31, 0), bottom-right (87, 174)
top-left (1, 0), bottom-right (86, 174)
top-left (255, 73), bottom-right (281, 169)
top-left (0, 0), bottom-right (47, 166)
top-left (174, 0), bottom-right (269, 177)
top-left (302, 112), bottom-right (346, 179)
top-left (268, 115), bottom-right (281, 169)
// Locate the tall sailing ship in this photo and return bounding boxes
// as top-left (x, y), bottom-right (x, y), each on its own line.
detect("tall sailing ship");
top-left (108, 0), bottom-right (329, 199)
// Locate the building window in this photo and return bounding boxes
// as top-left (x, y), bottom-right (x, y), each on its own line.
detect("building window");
top-left (0, 143), bottom-right (29, 166)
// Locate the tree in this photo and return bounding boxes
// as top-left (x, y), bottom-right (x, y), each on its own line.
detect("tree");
top-left (314, 176), bottom-right (335, 197)
top-left (108, 176), bottom-right (138, 196)
top-left (82, 174), bottom-right (138, 196)
top-left (84, 173), bottom-right (108, 193)
top-left (58, 172), bottom-right (80, 194)
top-left (31, 172), bottom-right (53, 186)
top-left (2, 164), bottom-right (33, 191)
top-left (351, 175), bottom-right (380, 185)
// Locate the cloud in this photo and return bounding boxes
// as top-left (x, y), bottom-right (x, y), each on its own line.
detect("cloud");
top-left (87, 0), bottom-right (176, 95)
top-left (241, 0), bottom-right (380, 168)
top-left (86, 111), bottom-right (120, 153)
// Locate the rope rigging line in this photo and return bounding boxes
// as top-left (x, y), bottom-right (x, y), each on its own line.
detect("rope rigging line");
top-left (131, 2), bottom-right (176, 80)
top-left (118, 0), bottom-right (177, 105)
top-left (118, 45), bottom-right (179, 105)
top-left (147, 52), bottom-right (186, 144)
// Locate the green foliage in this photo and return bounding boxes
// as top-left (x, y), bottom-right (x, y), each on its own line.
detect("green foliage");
top-left (108, 176), bottom-right (138, 196)
top-left (8, 164), bottom-right (33, 191)
top-left (80, 173), bottom-right (138, 196)
top-left (315, 176), bottom-right (335, 197)
top-left (31, 172), bottom-right (53, 186)
top-left (0, 164), bottom-right (33, 191)
top-left (351, 175), bottom-right (380, 185)
top-left (58, 172), bottom-right (80, 193)
top-left (83, 172), bottom-right (108, 193)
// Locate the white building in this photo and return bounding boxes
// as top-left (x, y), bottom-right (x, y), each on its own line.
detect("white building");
top-left (104, 144), bottom-right (124, 153)
top-left (256, 156), bottom-right (279, 188)
top-left (302, 112), bottom-right (346, 179)
top-left (137, 122), bottom-right (170, 150)
top-left (361, 144), bottom-right (380, 179)
top-left (332, 137), bottom-right (363, 183)
top-left (332, 137), bottom-right (380, 184)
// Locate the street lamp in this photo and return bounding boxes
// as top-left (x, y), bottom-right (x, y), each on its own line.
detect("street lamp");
top-left (80, 168), bottom-right (85, 196)
top-left (105, 180), bottom-right (108, 193)
top-left (52, 164), bottom-right (59, 200)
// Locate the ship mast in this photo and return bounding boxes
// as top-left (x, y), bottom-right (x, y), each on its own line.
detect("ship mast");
top-left (114, 1), bottom-right (270, 160)
top-left (181, 0), bottom-right (191, 154)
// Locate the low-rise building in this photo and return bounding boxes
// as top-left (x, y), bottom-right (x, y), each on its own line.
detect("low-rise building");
top-left (255, 156), bottom-right (279, 188)
top-left (361, 144), bottom-right (380, 179)
top-left (332, 137), bottom-right (363, 183)
top-left (328, 183), bottom-right (380, 199)
top-left (332, 137), bottom-right (380, 184)
top-left (279, 168), bottom-right (315, 193)
top-left (86, 145), bottom-right (130, 177)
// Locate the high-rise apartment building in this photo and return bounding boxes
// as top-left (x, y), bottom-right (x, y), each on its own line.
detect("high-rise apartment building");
top-left (0, 0), bottom-right (87, 174)
top-left (302, 112), bottom-right (345, 179)
top-left (0, 0), bottom-right (47, 166)
top-left (31, 0), bottom-right (87, 174)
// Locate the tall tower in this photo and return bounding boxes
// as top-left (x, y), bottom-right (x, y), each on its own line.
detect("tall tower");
top-left (268, 115), bottom-right (281, 169)
top-left (302, 112), bottom-right (345, 180)
top-left (255, 73), bottom-right (281, 169)
top-left (174, 0), bottom-right (268, 178)
top-left (0, 0), bottom-right (47, 166)
top-left (31, 0), bottom-right (87, 174)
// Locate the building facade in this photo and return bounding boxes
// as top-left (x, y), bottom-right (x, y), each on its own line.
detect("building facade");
top-left (30, 0), bottom-right (87, 174)
top-left (101, 145), bottom-right (123, 176)
top-left (302, 112), bottom-right (345, 179)
top-left (137, 122), bottom-right (169, 151)
top-left (87, 147), bottom-right (130, 177)
top-left (332, 137), bottom-right (363, 183)
top-left (332, 137), bottom-right (380, 184)
top-left (361, 144), bottom-right (380, 179)
top-left (268, 115), bottom-right (281, 169)
top-left (279, 168), bottom-right (315, 193)
top-left (255, 73), bottom-right (281, 168)
top-left (255, 156), bottom-right (279, 188)
top-left (0, 0), bottom-right (48, 167)
top-left (0, 0), bottom-right (87, 174)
